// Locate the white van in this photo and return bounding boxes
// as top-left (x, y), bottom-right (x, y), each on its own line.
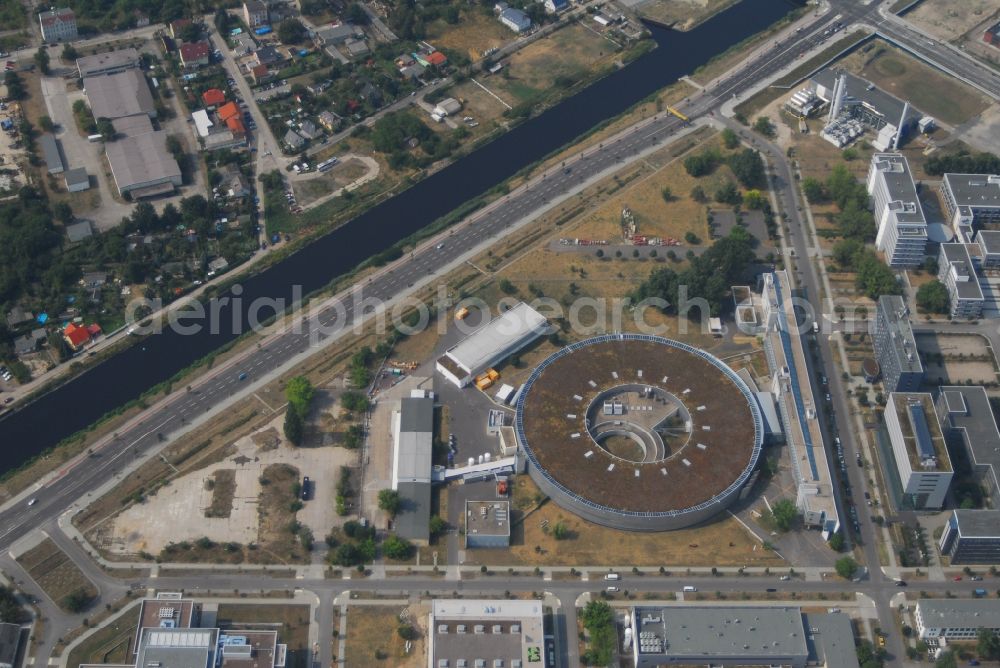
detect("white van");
top-left (604, 573), bottom-right (620, 581)
top-left (682, 585), bottom-right (697, 593)
top-left (606, 586), bottom-right (619, 593)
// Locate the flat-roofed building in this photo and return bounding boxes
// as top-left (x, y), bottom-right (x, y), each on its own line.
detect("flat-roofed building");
top-left (629, 606), bottom-right (810, 668)
top-left (428, 599), bottom-right (547, 668)
top-left (64, 167), bottom-right (90, 192)
top-left (392, 391), bottom-right (433, 544)
top-left (938, 243), bottom-right (984, 319)
top-left (39, 7), bottom-right (77, 42)
top-left (77, 48), bottom-right (140, 77)
top-left (436, 302), bottom-right (548, 387)
top-left (914, 600), bottom-right (1000, 647)
top-left (111, 113), bottom-right (154, 138)
top-left (811, 69), bottom-right (916, 151)
top-left (243, 0), bottom-right (268, 27)
top-left (0, 622), bottom-right (20, 668)
top-left (941, 173), bottom-right (1000, 241)
top-left (465, 500), bottom-right (511, 549)
top-left (884, 392), bottom-right (952, 509)
top-left (872, 296), bottom-right (924, 392)
top-left (866, 153), bottom-right (926, 267)
top-left (136, 628), bottom-right (219, 668)
top-left (936, 385), bottom-right (1000, 563)
top-left (105, 131), bottom-right (182, 197)
top-left (84, 69), bottom-right (156, 120)
top-left (975, 229), bottom-right (1000, 268)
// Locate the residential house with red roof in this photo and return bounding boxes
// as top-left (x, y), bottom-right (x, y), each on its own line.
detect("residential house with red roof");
top-left (179, 41), bottom-right (211, 68)
top-left (64, 323), bottom-right (101, 350)
top-left (202, 88), bottom-right (226, 107)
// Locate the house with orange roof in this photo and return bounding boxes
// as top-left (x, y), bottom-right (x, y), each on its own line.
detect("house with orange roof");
top-left (64, 322), bottom-right (101, 350)
top-left (217, 101), bottom-right (240, 122)
top-left (202, 88), bottom-right (226, 107)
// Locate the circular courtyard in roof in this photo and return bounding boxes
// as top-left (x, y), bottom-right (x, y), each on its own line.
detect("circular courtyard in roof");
top-left (514, 334), bottom-right (763, 531)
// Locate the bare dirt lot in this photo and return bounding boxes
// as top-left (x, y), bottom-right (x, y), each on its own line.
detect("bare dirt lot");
top-left (109, 414), bottom-right (356, 555)
top-left (916, 332), bottom-right (998, 386)
top-left (904, 0), bottom-right (999, 42)
top-left (425, 8), bottom-right (514, 61)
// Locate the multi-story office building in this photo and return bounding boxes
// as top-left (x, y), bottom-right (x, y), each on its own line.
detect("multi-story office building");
top-left (867, 153), bottom-right (927, 267)
top-left (937, 385), bottom-right (1000, 563)
top-left (38, 7), bottom-right (77, 42)
top-left (914, 600), bottom-right (1000, 647)
top-left (884, 393), bottom-right (952, 509)
top-left (941, 173), bottom-right (1000, 241)
top-left (938, 243), bottom-right (984, 319)
top-left (872, 296), bottom-right (924, 392)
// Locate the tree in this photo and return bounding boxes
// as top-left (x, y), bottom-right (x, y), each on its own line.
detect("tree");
top-left (397, 624), bottom-right (417, 641)
top-left (429, 515), bottom-right (447, 537)
top-left (977, 629), bottom-right (1000, 660)
top-left (831, 239), bottom-right (863, 268)
top-left (743, 189), bottom-right (766, 209)
top-left (283, 409), bottom-right (304, 445)
top-left (378, 489), bottom-right (401, 517)
top-left (714, 181), bottom-right (740, 205)
top-left (62, 588), bottom-right (93, 613)
top-left (936, 651), bottom-right (957, 668)
top-left (728, 148), bottom-right (766, 189)
top-left (0, 586), bottom-right (29, 623)
top-left (837, 200), bottom-right (876, 240)
top-left (753, 116), bottom-right (774, 137)
top-left (4, 71), bottom-right (26, 100)
top-left (721, 127), bottom-right (739, 149)
top-left (96, 117), bottom-right (115, 141)
top-left (854, 251), bottom-right (901, 299)
top-left (347, 2), bottom-right (369, 24)
top-left (916, 280), bottom-right (950, 314)
top-left (35, 47), bottom-right (50, 75)
top-left (801, 177), bottom-right (827, 202)
top-left (835, 556), bottom-right (858, 579)
top-left (661, 186), bottom-right (673, 202)
top-left (285, 376), bottom-right (315, 415)
top-left (499, 278), bottom-right (516, 294)
top-left (552, 521), bottom-right (569, 540)
top-left (683, 150), bottom-right (719, 177)
top-left (580, 600), bottom-right (615, 666)
top-left (61, 44), bottom-right (78, 61)
top-left (383, 534), bottom-right (414, 560)
top-left (690, 185), bottom-right (707, 202)
top-left (770, 498), bottom-right (798, 532)
top-left (38, 115), bottom-right (54, 132)
top-left (278, 18), bottom-right (306, 44)
top-left (828, 532), bottom-right (845, 551)
top-left (340, 390), bottom-right (369, 413)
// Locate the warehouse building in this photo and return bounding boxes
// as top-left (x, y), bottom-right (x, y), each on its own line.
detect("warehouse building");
top-left (866, 153), bottom-right (927, 267)
top-left (941, 173), bottom-right (1000, 242)
top-left (883, 393), bottom-right (952, 510)
top-left (428, 599), bottom-right (547, 668)
top-left (105, 131), bottom-right (182, 197)
top-left (436, 302), bottom-right (548, 388)
top-left (937, 385), bottom-right (1000, 564)
top-left (464, 500), bottom-right (511, 549)
top-left (77, 48), bottom-right (140, 77)
top-left (392, 391), bottom-right (433, 544)
top-left (84, 69), bottom-right (156, 120)
top-left (872, 296), bottom-right (924, 392)
top-left (914, 600), bottom-right (1000, 647)
top-left (628, 606), bottom-right (858, 668)
top-left (938, 243), bottom-right (984, 319)
top-left (40, 133), bottom-right (64, 174)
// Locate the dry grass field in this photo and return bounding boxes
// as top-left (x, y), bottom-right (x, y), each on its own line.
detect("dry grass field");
top-left (838, 41), bottom-right (991, 126)
top-left (205, 469), bottom-right (237, 518)
top-left (635, 0), bottom-right (739, 31)
top-left (16, 538), bottom-right (99, 612)
top-left (65, 606), bottom-right (141, 668)
top-left (487, 22), bottom-right (621, 107)
top-left (425, 8), bottom-right (513, 61)
top-left (465, 477), bottom-right (783, 567)
top-left (293, 159), bottom-right (372, 206)
top-left (344, 605), bottom-right (427, 668)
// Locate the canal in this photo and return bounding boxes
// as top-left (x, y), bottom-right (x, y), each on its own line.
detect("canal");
top-left (0, 0), bottom-right (800, 471)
